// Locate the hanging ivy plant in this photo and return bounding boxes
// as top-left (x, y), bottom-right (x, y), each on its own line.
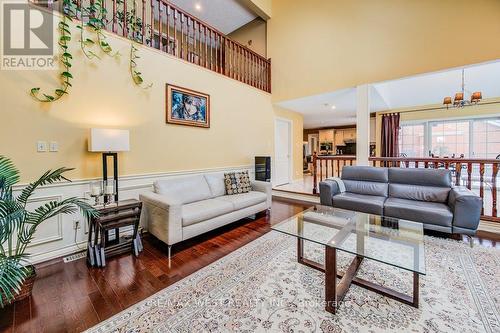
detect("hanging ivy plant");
top-left (77, 0), bottom-right (119, 59)
top-left (30, 0), bottom-right (75, 102)
top-left (115, 1), bottom-right (152, 88)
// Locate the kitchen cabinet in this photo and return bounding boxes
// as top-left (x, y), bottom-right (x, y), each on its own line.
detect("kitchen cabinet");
top-left (319, 129), bottom-right (334, 143)
top-left (343, 128), bottom-right (356, 141)
top-left (334, 130), bottom-right (344, 146)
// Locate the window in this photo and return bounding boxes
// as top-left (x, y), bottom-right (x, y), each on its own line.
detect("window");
top-left (398, 116), bottom-right (500, 158)
top-left (429, 120), bottom-right (470, 158)
top-left (472, 119), bottom-right (500, 159)
top-left (399, 123), bottom-right (425, 157)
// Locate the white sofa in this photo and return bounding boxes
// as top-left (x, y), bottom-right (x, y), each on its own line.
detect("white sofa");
top-left (139, 173), bottom-right (272, 254)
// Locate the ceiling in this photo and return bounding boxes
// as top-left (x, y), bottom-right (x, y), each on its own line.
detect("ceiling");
top-left (277, 60), bottom-right (500, 129)
top-left (168, 0), bottom-right (257, 34)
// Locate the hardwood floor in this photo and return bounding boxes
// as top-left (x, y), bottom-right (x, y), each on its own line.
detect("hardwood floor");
top-left (0, 198), bottom-right (309, 333)
top-left (0, 198), bottom-right (498, 333)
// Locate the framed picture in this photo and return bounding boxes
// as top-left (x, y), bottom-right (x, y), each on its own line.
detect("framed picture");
top-left (166, 84), bottom-right (210, 128)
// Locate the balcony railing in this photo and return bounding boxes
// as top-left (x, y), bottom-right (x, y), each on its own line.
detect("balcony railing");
top-left (31, 0), bottom-right (271, 92)
top-left (312, 153), bottom-right (500, 223)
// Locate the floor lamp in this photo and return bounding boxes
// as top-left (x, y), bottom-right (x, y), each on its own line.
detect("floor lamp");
top-left (89, 128), bottom-right (130, 204)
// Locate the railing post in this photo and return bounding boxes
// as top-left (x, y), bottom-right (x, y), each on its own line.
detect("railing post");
top-left (313, 152), bottom-right (318, 194)
top-left (479, 163), bottom-right (485, 216)
top-left (492, 163), bottom-right (498, 217)
top-left (455, 162), bottom-right (462, 186)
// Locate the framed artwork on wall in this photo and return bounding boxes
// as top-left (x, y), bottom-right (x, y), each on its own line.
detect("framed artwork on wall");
top-left (166, 84), bottom-right (210, 128)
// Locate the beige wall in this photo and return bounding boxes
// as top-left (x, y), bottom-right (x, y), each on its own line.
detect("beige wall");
top-left (374, 99), bottom-right (500, 156)
top-left (228, 18), bottom-right (267, 58)
top-left (0, 22), bottom-right (274, 183)
top-left (274, 107), bottom-right (304, 180)
top-left (241, 0), bottom-right (272, 20)
top-left (268, 0), bottom-right (500, 102)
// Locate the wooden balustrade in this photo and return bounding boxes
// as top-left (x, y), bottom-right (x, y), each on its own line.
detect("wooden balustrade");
top-left (312, 154), bottom-right (500, 222)
top-left (30, 0), bottom-right (271, 92)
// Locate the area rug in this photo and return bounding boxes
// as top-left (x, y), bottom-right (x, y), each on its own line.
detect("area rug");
top-left (85, 231), bottom-right (500, 333)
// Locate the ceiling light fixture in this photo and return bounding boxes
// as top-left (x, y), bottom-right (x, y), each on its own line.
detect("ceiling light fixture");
top-left (331, 105), bottom-right (336, 110)
top-left (443, 68), bottom-right (482, 109)
top-left (194, 3), bottom-right (202, 10)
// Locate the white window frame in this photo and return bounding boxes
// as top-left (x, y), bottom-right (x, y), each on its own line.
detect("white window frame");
top-left (399, 114), bottom-right (500, 158)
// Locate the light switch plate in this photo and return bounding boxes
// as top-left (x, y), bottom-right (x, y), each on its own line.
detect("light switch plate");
top-left (37, 141), bottom-right (47, 152)
top-left (49, 141), bottom-right (59, 152)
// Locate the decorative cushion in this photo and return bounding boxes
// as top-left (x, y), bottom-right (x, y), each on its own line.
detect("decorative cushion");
top-left (224, 171), bottom-right (252, 195)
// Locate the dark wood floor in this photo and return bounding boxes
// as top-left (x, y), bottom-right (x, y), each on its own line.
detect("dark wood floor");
top-left (0, 197), bottom-right (498, 333)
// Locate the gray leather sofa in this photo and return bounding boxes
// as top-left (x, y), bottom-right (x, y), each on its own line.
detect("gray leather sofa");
top-left (319, 166), bottom-right (482, 235)
top-left (140, 174), bottom-right (272, 255)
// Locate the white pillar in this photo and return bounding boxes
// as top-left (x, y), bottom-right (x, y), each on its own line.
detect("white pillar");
top-left (356, 84), bottom-right (370, 165)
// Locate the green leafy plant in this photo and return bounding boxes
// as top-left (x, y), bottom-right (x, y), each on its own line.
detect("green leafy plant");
top-left (116, 0), bottom-right (152, 88)
top-left (30, 0), bottom-right (75, 102)
top-left (0, 156), bottom-right (98, 307)
top-left (77, 0), bottom-right (119, 59)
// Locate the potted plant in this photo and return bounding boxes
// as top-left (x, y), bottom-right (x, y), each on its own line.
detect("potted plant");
top-left (0, 156), bottom-right (98, 307)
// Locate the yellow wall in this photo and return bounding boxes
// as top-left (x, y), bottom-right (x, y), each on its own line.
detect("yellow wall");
top-left (374, 99), bottom-right (500, 156)
top-left (274, 107), bottom-right (304, 180)
top-left (228, 18), bottom-right (267, 58)
top-left (268, 0), bottom-right (500, 102)
top-left (0, 22), bottom-right (274, 182)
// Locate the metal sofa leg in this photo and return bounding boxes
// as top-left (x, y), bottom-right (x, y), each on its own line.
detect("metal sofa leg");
top-left (466, 235), bottom-right (474, 248)
top-left (168, 245), bottom-right (172, 268)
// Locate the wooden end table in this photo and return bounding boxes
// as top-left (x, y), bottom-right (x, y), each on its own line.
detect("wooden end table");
top-left (87, 199), bottom-right (143, 267)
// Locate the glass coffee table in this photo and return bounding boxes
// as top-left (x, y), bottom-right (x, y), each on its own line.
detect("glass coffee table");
top-left (271, 205), bottom-right (425, 314)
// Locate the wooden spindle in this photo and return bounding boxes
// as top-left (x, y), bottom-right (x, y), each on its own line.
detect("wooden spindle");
top-left (150, 0), bottom-right (154, 47)
top-left (204, 27), bottom-right (208, 68)
top-left (479, 163), bottom-right (485, 215)
top-left (165, 3), bottom-right (170, 53)
top-left (492, 163), bottom-right (498, 217)
top-left (312, 152), bottom-right (318, 194)
top-left (123, 0), bottom-right (128, 37)
top-left (141, 0), bottom-right (146, 44)
top-left (158, 1), bottom-right (163, 51)
top-left (467, 162), bottom-right (472, 189)
top-left (319, 159), bottom-right (323, 182)
top-left (112, 0), bottom-right (117, 33)
top-left (215, 33), bottom-right (219, 72)
top-left (173, 10), bottom-right (177, 55)
top-left (336, 160), bottom-right (340, 177)
top-left (455, 162), bottom-right (462, 186)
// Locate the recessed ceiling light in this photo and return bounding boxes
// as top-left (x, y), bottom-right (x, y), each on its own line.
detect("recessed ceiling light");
top-left (195, 3), bottom-right (202, 10)
top-left (331, 105), bottom-right (336, 110)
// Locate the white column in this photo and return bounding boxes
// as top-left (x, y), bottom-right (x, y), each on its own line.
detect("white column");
top-left (356, 84), bottom-right (370, 165)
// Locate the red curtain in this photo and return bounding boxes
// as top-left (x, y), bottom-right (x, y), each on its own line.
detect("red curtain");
top-left (381, 113), bottom-right (400, 157)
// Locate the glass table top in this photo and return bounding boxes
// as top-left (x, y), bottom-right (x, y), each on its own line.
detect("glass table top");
top-left (271, 205), bottom-right (426, 275)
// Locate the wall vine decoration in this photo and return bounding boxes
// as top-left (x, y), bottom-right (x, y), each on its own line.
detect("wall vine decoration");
top-left (30, 0), bottom-right (74, 102)
top-left (30, 0), bottom-right (152, 103)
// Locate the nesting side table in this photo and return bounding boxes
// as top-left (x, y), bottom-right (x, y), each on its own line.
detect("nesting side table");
top-left (87, 199), bottom-right (143, 267)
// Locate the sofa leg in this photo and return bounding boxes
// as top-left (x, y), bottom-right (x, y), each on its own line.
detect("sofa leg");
top-left (465, 235), bottom-right (474, 248)
top-left (168, 245), bottom-right (172, 268)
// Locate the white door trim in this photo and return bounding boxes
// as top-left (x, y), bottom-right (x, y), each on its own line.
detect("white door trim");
top-left (274, 117), bottom-right (293, 186)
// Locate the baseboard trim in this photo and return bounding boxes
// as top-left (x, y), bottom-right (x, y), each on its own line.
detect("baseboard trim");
top-left (272, 190), bottom-right (320, 204)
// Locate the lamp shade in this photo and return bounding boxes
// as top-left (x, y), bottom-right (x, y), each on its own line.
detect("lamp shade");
top-left (88, 128), bottom-right (130, 152)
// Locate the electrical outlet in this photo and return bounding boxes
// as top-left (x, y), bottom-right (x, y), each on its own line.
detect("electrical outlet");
top-left (37, 141), bottom-right (47, 152)
top-left (73, 220), bottom-right (81, 230)
top-left (49, 141), bottom-right (59, 152)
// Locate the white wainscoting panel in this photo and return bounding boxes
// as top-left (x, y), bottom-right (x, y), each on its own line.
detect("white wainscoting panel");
top-left (12, 165), bottom-right (253, 264)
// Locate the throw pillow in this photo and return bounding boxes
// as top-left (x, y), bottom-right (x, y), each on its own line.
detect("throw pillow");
top-left (224, 171), bottom-right (252, 195)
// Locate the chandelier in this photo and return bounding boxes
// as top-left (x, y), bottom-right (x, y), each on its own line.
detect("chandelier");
top-left (443, 69), bottom-right (482, 108)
